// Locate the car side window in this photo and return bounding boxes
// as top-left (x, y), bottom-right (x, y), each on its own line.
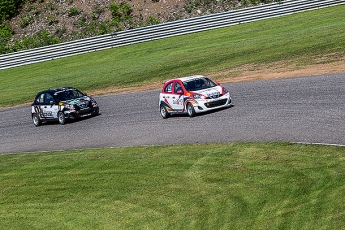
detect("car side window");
top-left (36, 93), bottom-right (45, 104)
top-left (164, 83), bottom-right (173, 93)
top-left (174, 82), bottom-right (183, 94)
top-left (44, 93), bottom-right (54, 104)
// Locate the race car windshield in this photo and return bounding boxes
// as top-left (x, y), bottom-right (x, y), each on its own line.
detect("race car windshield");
top-left (183, 77), bottom-right (217, 91)
top-left (55, 89), bottom-right (85, 101)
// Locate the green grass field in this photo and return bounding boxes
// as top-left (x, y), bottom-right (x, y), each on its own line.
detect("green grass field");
top-left (0, 5), bottom-right (344, 107)
top-left (1, 143), bottom-right (345, 229)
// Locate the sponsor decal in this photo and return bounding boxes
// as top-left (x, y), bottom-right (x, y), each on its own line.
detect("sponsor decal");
top-left (43, 111), bottom-right (53, 117)
top-left (206, 91), bottom-right (220, 98)
top-left (34, 106), bottom-right (52, 118)
top-left (172, 98), bottom-right (183, 105)
top-left (34, 106), bottom-right (41, 114)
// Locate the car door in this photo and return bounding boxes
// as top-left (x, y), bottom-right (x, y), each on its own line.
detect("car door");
top-left (32, 93), bottom-right (46, 119)
top-left (165, 81), bottom-right (184, 112)
top-left (37, 92), bottom-right (56, 119)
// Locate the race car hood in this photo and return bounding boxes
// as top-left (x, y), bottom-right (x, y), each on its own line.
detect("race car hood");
top-left (63, 96), bottom-right (92, 108)
top-left (193, 86), bottom-right (223, 98)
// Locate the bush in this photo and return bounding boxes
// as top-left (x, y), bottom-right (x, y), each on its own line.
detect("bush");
top-left (108, 1), bottom-right (134, 31)
top-left (12, 30), bottom-right (60, 51)
top-left (46, 14), bottom-right (58, 25)
top-left (0, 23), bottom-right (13, 53)
top-left (144, 16), bottom-right (160, 26)
top-left (54, 26), bottom-right (67, 38)
top-left (109, 2), bottom-right (132, 20)
top-left (98, 23), bottom-right (111, 35)
top-left (120, 2), bottom-right (132, 17)
top-left (109, 2), bottom-right (120, 19)
top-left (18, 13), bottom-right (34, 28)
top-left (47, 1), bottom-right (56, 11)
top-left (91, 6), bottom-right (104, 20)
top-left (0, 0), bottom-right (24, 21)
top-left (68, 7), bottom-right (79, 17)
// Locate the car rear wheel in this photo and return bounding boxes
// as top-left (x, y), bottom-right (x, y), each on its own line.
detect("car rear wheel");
top-left (58, 111), bottom-right (66, 125)
top-left (32, 113), bottom-right (42, 127)
top-left (187, 103), bottom-right (196, 117)
top-left (160, 104), bottom-right (169, 119)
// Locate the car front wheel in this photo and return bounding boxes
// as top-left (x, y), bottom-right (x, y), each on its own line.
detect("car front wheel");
top-left (32, 113), bottom-right (42, 127)
top-left (58, 111), bottom-right (66, 125)
top-left (92, 108), bottom-right (100, 116)
top-left (160, 104), bottom-right (169, 119)
top-left (187, 103), bottom-right (196, 117)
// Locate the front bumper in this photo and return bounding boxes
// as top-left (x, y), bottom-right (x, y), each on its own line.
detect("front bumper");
top-left (65, 106), bottom-right (99, 119)
top-left (193, 93), bottom-right (231, 113)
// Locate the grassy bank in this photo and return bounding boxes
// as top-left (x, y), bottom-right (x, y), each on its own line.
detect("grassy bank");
top-left (1, 143), bottom-right (345, 229)
top-left (1, 5), bottom-right (345, 107)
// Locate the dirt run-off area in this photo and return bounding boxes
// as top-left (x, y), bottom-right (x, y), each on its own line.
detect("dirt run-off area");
top-left (90, 58), bottom-right (345, 95)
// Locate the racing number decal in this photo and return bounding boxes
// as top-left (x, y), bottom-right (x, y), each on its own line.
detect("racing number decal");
top-left (34, 105), bottom-right (52, 118)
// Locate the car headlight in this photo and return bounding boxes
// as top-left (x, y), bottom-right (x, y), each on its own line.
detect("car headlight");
top-left (65, 104), bottom-right (75, 111)
top-left (223, 87), bottom-right (228, 94)
top-left (91, 98), bottom-right (98, 107)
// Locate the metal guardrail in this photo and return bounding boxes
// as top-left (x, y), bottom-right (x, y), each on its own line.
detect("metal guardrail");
top-left (1, 0), bottom-right (344, 70)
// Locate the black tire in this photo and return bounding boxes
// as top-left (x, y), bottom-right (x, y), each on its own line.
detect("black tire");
top-left (187, 103), bottom-right (196, 117)
top-left (32, 113), bottom-right (42, 127)
top-left (58, 111), bottom-right (66, 125)
top-left (92, 108), bottom-right (100, 116)
top-left (160, 104), bottom-right (169, 119)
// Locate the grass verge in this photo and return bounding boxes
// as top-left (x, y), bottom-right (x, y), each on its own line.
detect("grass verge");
top-left (0, 5), bottom-right (345, 107)
top-left (1, 142), bottom-right (345, 229)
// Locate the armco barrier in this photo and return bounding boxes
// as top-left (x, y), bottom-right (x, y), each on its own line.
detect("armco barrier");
top-left (1, 0), bottom-right (344, 70)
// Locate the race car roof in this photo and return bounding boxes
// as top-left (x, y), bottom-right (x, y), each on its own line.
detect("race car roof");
top-left (176, 75), bottom-right (206, 82)
top-left (37, 86), bottom-right (76, 94)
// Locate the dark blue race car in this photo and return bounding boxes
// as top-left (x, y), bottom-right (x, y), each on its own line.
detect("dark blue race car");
top-left (31, 87), bottom-right (99, 126)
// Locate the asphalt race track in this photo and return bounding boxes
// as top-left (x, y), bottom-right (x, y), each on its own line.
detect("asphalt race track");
top-left (1, 73), bottom-right (344, 154)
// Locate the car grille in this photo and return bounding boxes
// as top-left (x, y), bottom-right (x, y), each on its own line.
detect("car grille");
top-left (206, 92), bottom-right (222, 99)
top-left (77, 101), bottom-right (89, 109)
top-left (204, 99), bottom-right (228, 108)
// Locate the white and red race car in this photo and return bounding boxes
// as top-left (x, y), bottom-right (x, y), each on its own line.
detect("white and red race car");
top-left (159, 75), bottom-right (232, 118)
